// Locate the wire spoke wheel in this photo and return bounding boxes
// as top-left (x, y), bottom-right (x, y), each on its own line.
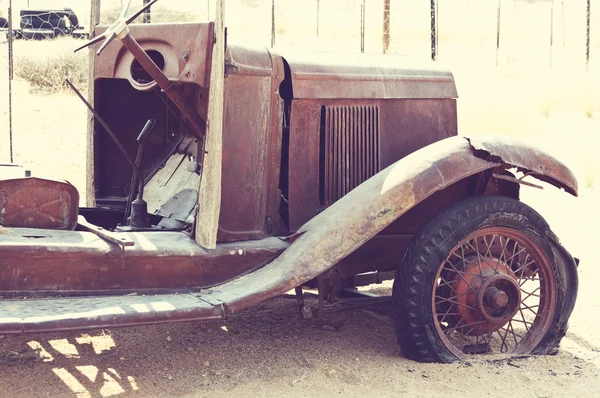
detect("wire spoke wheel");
top-left (392, 196), bottom-right (577, 363)
top-left (433, 227), bottom-right (556, 358)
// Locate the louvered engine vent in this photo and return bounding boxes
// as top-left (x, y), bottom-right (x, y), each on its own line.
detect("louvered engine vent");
top-left (319, 105), bottom-right (381, 206)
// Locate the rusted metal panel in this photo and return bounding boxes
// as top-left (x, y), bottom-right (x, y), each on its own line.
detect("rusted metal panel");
top-left (0, 293), bottom-right (223, 334)
top-left (210, 134), bottom-right (577, 314)
top-left (217, 45), bottom-right (284, 241)
top-left (214, 136), bottom-right (498, 312)
top-left (94, 23), bottom-right (214, 89)
top-left (284, 52), bottom-right (457, 99)
top-left (336, 177), bottom-right (474, 278)
top-left (119, 33), bottom-right (206, 138)
top-left (288, 100), bottom-right (322, 231)
top-left (469, 135), bottom-right (578, 196)
top-left (323, 105), bottom-right (381, 206)
top-left (0, 229), bottom-right (288, 295)
top-left (288, 98), bottom-right (458, 231)
top-left (0, 178), bottom-right (79, 230)
top-left (379, 98), bottom-right (458, 168)
top-left (335, 234), bottom-right (412, 278)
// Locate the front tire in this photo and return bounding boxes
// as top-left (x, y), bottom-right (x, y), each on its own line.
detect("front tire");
top-left (392, 195), bottom-right (576, 363)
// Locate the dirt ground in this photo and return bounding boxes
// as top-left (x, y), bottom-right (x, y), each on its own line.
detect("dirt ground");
top-left (0, 288), bottom-right (599, 398)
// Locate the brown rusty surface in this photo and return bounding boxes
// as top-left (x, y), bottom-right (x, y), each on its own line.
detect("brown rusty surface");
top-left (119, 33), bottom-right (206, 138)
top-left (284, 52), bottom-right (457, 99)
top-left (335, 234), bottom-right (412, 277)
top-left (212, 136), bottom-right (499, 312)
top-left (288, 98), bottom-right (458, 231)
top-left (379, 99), bottom-right (458, 168)
top-left (0, 178), bottom-right (79, 230)
top-left (0, 293), bottom-right (223, 334)
top-left (94, 23), bottom-right (214, 89)
top-left (322, 105), bottom-right (381, 206)
top-left (217, 45), bottom-right (284, 241)
top-left (468, 134), bottom-right (578, 196)
top-left (288, 100), bottom-right (321, 232)
top-left (0, 230), bottom-right (287, 295)
top-left (336, 177), bottom-right (476, 278)
top-left (210, 134), bottom-right (577, 313)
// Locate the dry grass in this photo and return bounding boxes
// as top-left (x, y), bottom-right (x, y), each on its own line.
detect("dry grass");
top-left (100, 6), bottom-right (200, 25)
top-left (11, 4), bottom-right (201, 93)
top-left (13, 38), bottom-right (88, 93)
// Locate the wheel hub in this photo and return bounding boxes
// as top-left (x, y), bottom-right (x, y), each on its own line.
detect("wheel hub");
top-left (452, 257), bottom-right (521, 334)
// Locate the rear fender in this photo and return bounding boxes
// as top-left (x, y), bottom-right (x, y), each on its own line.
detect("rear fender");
top-left (212, 134), bottom-right (577, 312)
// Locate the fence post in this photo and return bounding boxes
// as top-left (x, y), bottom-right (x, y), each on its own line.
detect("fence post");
top-left (143, 0), bottom-right (151, 23)
top-left (7, 0), bottom-right (13, 163)
top-left (383, 0), bottom-right (390, 54)
top-left (550, 0), bottom-right (554, 68)
top-left (316, 0), bottom-right (320, 37)
top-left (586, 0), bottom-right (591, 69)
top-left (431, 0), bottom-right (437, 60)
top-left (271, 0), bottom-right (276, 48)
top-left (496, 0), bottom-right (501, 67)
top-left (86, 0), bottom-right (101, 207)
top-left (562, 0), bottom-right (565, 46)
top-left (360, 0), bottom-right (365, 53)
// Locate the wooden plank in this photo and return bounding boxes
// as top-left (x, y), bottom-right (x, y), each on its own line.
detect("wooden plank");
top-left (86, 0), bottom-right (101, 207)
top-left (196, 0), bottom-right (225, 249)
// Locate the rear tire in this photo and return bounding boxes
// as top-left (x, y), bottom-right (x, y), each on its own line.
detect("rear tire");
top-left (392, 195), bottom-right (577, 363)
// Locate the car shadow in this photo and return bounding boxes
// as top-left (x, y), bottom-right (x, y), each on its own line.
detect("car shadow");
top-left (0, 295), bottom-right (599, 398)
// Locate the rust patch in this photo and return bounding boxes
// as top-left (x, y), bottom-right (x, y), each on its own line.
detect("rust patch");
top-left (0, 178), bottom-right (79, 230)
top-left (466, 135), bottom-right (578, 197)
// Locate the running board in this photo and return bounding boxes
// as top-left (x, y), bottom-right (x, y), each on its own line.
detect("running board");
top-left (0, 293), bottom-right (224, 334)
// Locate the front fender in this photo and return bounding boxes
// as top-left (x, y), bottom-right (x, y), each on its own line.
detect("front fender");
top-left (468, 134), bottom-right (577, 196)
top-left (213, 134), bottom-right (577, 312)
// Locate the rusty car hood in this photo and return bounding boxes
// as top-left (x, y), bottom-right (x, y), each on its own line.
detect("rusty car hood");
top-left (283, 52), bottom-right (457, 100)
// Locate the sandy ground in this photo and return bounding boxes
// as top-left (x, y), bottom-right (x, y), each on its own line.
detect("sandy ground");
top-left (1, 4), bottom-right (600, 395)
top-left (0, 290), bottom-right (599, 398)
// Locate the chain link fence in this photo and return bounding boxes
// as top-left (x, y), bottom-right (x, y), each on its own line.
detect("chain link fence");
top-left (1, 0), bottom-right (597, 196)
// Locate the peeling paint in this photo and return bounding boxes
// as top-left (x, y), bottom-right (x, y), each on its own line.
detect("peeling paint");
top-left (465, 135), bottom-right (578, 196)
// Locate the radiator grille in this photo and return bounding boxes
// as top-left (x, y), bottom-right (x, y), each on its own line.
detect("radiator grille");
top-left (320, 105), bottom-right (381, 206)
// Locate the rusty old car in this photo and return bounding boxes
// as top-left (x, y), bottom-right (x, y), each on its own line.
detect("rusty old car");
top-left (0, 1), bottom-right (579, 363)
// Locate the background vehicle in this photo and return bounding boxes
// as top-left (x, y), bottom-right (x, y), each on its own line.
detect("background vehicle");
top-left (0, 7), bottom-right (87, 40)
top-left (0, 0), bottom-right (578, 363)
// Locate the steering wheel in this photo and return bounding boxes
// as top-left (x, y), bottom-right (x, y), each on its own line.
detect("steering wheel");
top-left (74, 0), bottom-right (159, 55)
